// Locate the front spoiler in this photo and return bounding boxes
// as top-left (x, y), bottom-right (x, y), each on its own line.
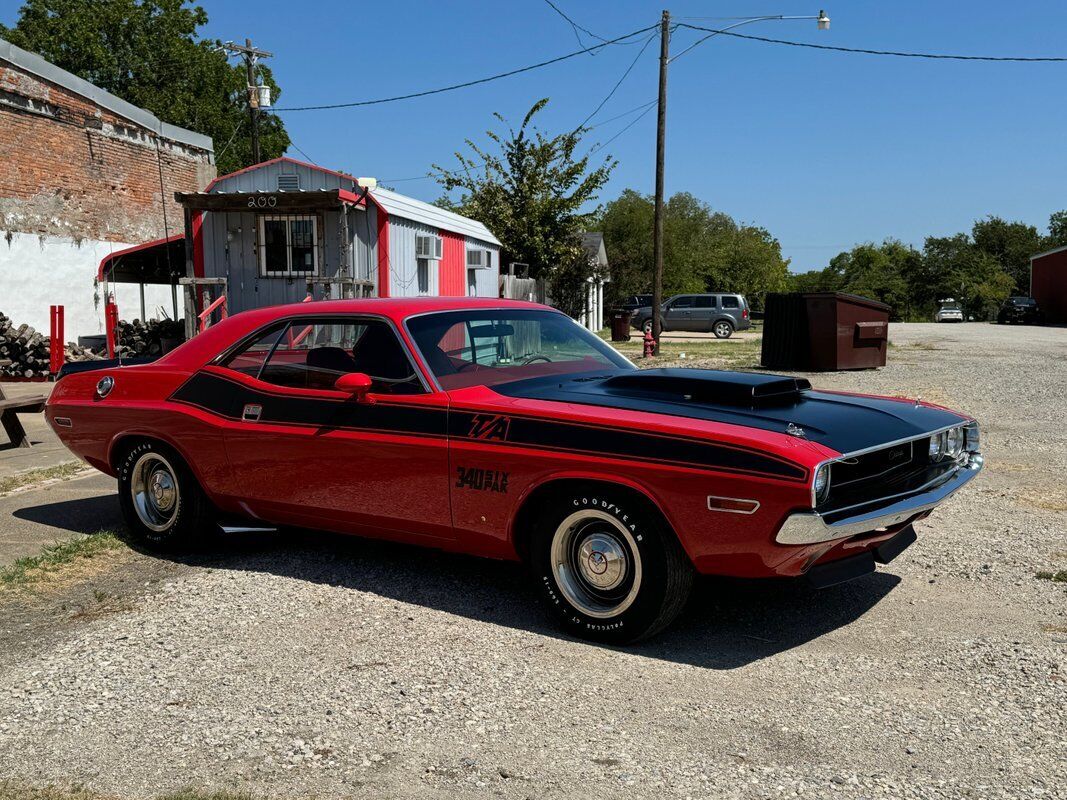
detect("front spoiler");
top-left (776, 454), bottom-right (983, 546)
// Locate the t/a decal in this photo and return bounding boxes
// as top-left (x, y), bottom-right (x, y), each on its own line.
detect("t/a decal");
top-left (455, 466), bottom-right (509, 494)
top-left (468, 414), bottom-right (511, 441)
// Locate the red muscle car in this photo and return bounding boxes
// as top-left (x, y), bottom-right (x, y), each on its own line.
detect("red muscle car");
top-left (46, 298), bottom-right (983, 643)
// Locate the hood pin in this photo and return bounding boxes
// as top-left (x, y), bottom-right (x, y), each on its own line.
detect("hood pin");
top-left (786, 422), bottom-right (806, 438)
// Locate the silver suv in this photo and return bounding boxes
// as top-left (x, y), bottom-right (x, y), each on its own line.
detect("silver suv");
top-left (632, 293), bottom-right (751, 339)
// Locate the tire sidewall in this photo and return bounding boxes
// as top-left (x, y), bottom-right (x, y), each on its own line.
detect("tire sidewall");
top-left (713, 320), bottom-right (734, 338)
top-left (530, 489), bottom-right (676, 643)
top-left (117, 440), bottom-right (199, 548)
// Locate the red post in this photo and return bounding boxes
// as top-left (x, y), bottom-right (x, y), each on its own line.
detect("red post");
top-left (49, 305), bottom-right (65, 376)
top-left (105, 296), bottom-right (119, 358)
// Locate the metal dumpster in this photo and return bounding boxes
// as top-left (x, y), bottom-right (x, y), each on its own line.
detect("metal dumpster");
top-left (610, 309), bottom-right (633, 342)
top-left (761, 292), bottom-right (890, 371)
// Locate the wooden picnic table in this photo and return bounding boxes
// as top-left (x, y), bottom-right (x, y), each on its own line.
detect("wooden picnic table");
top-left (0, 383), bottom-right (47, 448)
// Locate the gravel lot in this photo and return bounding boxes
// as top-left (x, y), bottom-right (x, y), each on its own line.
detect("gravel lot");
top-left (1, 322), bottom-right (1064, 799)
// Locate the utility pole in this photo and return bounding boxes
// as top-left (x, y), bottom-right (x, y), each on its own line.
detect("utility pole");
top-left (218, 39), bottom-right (273, 164)
top-left (651, 10), bottom-right (670, 355)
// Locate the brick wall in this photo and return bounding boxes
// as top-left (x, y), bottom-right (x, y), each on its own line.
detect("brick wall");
top-left (0, 59), bottom-right (215, 244)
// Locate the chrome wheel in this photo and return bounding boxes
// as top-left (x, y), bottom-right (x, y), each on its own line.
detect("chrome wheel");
top-left (714, 321), bottom-right (732, 338)
top-left (130, 452), bottom-right (180, 533)
top-left (550, 509), bottom-right (642, 619)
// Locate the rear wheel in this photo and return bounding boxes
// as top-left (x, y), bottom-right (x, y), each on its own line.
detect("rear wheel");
top-left (528, 486), bottom-right (694, 644)
top-left (117, 440), bottom-right (215, 550)
top-left (713, 320), bottom-right (734, 339)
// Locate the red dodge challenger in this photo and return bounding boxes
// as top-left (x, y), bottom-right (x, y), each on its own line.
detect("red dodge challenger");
top-left (47, 298), bottom-right (982, 643)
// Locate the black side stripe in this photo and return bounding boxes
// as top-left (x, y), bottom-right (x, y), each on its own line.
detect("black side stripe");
top-left (170, 371), bottom-right (805, 481)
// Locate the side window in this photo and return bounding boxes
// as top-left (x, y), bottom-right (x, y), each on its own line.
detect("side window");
top-left (721, 296), bottom-right (740, 308)
top-left (670, 296), bottom-right (694, 309)
top-left (692, 296), bottom-right (715, 308)
top-left (222, 319), bottom-right (423, 395)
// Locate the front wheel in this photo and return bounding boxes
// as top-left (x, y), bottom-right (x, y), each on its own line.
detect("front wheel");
top-left (117, 440), bottom-right (215, 550)
top-left (528, 487), bottom-right (694, 644)
top-left (713, 320), bottom-right (734, 339)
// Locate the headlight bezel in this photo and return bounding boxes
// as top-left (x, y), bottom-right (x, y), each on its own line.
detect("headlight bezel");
top-left (811, 463), bottom-right (831, 507)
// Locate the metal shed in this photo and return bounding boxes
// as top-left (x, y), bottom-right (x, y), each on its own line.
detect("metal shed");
top-left (1030, 244), bottom-right (1067, 324)
top-left (175, 158), bottom-right (501, 327)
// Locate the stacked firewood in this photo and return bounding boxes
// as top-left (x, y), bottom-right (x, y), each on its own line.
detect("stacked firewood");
top-left (112, 317), bottom-right (185, 358)
top-left (0, 312), bottom-right (52, 378)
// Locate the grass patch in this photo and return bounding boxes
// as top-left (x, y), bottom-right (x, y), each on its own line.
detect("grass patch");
top-left (610, 338), bottom-right (763, 369)
top-left (1035, 570), bottom-right (1067, 583)
top-left (0, 531), bottom-right (124, 590)
top-left (0, 462), bottom-right (88, 497)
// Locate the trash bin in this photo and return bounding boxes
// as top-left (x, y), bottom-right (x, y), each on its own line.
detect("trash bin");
top-left (611, 309), bottom-right (633, 342)
top-left (761, 292), bottom-right (890, 371)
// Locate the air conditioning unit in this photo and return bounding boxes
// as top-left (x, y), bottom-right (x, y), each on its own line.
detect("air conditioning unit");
top-left (466, 249), bottom-right (491, 269)
top-left (415, 234), bottom-right (442, 260)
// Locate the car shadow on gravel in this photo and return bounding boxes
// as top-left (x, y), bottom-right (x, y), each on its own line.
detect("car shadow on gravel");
top-left (11, 495), bottom-right (901, 670)
top-left (168, 528), bottom-right (901, 671)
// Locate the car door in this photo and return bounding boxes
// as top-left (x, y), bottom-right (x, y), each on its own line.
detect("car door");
top-left (690, 295), bottom-right (716, 331)
top-left (663, 295), bottom-right (695, 331)
top-left (205, 315), bottom-right (454, 542)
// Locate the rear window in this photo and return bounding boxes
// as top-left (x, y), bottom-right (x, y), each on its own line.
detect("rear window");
top-left (721, 296), bottom-right (740, 308)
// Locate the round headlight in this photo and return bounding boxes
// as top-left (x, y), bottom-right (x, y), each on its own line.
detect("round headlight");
top-left (946, 426), bottom-right (965, 459)
top-left (813, 464), bottom-right (831, 506)
top-left (928, 432), bottom-right (944, 461)
top-left (95, 375), bottom-right (114, 398)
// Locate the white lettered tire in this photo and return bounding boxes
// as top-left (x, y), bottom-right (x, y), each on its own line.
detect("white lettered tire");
top-left (117, 440), bottom-right (215, 550)
top-left (529, 486), bottom-right (694, 644)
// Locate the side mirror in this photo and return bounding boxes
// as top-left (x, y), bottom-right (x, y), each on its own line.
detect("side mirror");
top-left (334, 372), bottom-right (375, 404)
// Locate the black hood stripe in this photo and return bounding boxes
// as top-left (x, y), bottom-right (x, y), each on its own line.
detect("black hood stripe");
top-left (170, 371), bottom-right (806, 482)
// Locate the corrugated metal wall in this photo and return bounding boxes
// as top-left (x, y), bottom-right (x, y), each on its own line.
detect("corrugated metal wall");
top-left (387, 216), bottom-right (439, 298)
top-left (439, 230), bottom-right (466, 296)
top-left (465, 237), bottom-right (501, 297)
top-left (200, 161), bottom-right (378, 313)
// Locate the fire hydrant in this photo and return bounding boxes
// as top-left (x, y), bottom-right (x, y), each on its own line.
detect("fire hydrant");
top-left (643, 328), bottom-right (656, 358)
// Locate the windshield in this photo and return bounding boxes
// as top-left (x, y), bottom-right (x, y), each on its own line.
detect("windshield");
top-left (406, 309), bottom-right (634, 390)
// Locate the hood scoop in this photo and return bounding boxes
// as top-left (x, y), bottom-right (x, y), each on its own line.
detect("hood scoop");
top-left (598, 369), bottom-right (811, 408)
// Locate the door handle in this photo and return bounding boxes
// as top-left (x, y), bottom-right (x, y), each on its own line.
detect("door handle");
top-left (242, 403), bottom-right (262, 422)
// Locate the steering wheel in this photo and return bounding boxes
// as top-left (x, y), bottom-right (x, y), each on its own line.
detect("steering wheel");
top-left (520, 355), bottom-right (552, 365)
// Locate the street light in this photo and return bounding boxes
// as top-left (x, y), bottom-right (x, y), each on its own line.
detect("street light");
top-left (650, 10), bottom-right (830, 354)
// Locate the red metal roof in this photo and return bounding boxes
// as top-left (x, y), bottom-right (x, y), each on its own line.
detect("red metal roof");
top-left (97, 234), bottom-right (184, 282)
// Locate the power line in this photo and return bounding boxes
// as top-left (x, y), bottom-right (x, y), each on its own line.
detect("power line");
top-left (589, 102), bottom-right (657, 155)
top-left (271, 25), bottom-right (656, 112)
top-left (381, 100), bottom-right (657, 183)
top-left (576, 32), bottom-right (657, 130)
top-left (541, 0), bottom-right (608, 46)
top-left (675, 23), bottom-right (1067, 62)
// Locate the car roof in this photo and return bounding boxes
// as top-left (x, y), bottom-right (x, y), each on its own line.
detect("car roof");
top-left (156, 297), bottom-right (555, 368)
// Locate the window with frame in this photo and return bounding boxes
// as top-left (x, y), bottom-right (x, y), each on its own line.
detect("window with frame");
top-left (417, 260), bottom-right (430, 295)
top-left (221, 318), bottom-right (424, 395)
top-left (259, 215), bottom-right (318, 277)
top-left (721, 296), bottom-right (740, 308)
top-left (669, 296), bottom-right (695, 309)
top-left (693, 296), bottom-right (716, 308)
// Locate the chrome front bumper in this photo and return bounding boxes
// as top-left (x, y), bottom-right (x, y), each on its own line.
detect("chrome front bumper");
top-left (776, 454), bottom-right (983, 546)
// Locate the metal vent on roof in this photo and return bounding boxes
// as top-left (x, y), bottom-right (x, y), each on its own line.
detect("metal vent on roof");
top-left (277, 174), bottom-right (300, 192)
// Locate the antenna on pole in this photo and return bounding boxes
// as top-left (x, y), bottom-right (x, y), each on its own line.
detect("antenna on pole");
top-left (216, 39), bottom-right (274, 163)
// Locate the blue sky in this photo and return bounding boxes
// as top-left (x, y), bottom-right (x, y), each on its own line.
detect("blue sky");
top-left (4, 1), bottom-right (1066, 272)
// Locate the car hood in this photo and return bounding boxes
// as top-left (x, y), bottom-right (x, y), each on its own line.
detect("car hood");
top-left (492, 368), bottom-right (967, 456)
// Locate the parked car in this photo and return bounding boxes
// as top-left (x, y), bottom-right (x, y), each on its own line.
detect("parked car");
top-left (934, 300), bottom-right (964, 323)
top-left (618, 294), bottom-right (653, 313)
top-left (996, 296), bottom-right (1043, 325)
top-left (47, 298), bottom-right (982, 644)
top-left (632, 293), bottom-right (751, 338)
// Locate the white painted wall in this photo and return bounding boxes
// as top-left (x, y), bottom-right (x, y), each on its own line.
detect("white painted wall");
top-left (0, 232), bottom-right (183, 342)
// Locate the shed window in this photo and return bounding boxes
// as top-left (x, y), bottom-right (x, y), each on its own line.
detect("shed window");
top-left (417, 260), bottom-right (430, 295)
top-left (259, 215), bottom-right (318, 277)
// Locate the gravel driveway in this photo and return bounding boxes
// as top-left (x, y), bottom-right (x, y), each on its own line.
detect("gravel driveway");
top-left (1, 322), bottom-right (1064, 799)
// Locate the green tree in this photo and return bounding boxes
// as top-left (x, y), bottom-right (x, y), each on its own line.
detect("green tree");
top-left (921, 234), bottom-right (1014, 320)
top-left (599, 190), bottom-right (789, 309)
top-left (971, 216), bottom-right (1044, 294)
top-left (1047, 210), bottom-right (1067, 248)
top-left (433, 98), bottom-right (615, 318)
top-left (1, 0), bottom-right (289, 174)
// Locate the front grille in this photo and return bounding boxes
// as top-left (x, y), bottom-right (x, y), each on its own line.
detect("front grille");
top-left (819, 435), bottom-right (956, 514)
